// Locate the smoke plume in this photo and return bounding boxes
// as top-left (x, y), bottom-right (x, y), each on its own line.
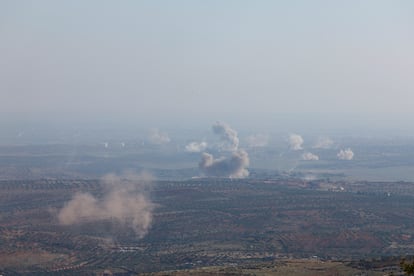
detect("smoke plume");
top-left (302, 152), bottom-right (319, 161)
top-left (288, 134), bottom-right (304, 150)
top-left (245, 134), bottom-right (269, 147)
top-left (212, 121), bottom-right (239, 151)
top-left (58, 172), bottom-right (154, 238)
top-left (337, 148), bottom-right (354, 160)
top-left (199, 149), bottom-right (249, 178)
top-left (185, 141), bottom-right (208, 153)
top-left (148, 128), bottom-right (170, 144)
top-left (313, 137), bottom-right (334, 149)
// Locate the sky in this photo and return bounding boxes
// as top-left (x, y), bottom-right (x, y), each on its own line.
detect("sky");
top-left (1, 1), bottom-right (414, 130)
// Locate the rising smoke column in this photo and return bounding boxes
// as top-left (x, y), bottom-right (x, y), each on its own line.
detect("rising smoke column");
top-left (288, 134), bottom-right (304, 150)
top-left (148, 128), bottom-right (170, 144)
top-left (212, 121), bottom-right (239, 151)
top-left (302, 152), bottom-right (319, 161)
top-left (185, 141), bottom-right (208, 153)
top-left (313, 137), bottom-right (334, 149)
top-left (58, 172), bottom-right (154, 238)
top-left (337, 148), bottom-right (354, 160)
top-left (199, 149), bottom-right (249, 178)
top-left (199, 122), bottom-right (249, 178)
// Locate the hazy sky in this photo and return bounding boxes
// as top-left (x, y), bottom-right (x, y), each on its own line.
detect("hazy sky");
top-left (1, 1), bottom-right (414, 128)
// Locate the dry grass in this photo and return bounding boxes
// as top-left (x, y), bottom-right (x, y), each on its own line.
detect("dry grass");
top-left (142, 259), bottom-right (388, 276)
top-left (0, 250), bottom-right (72, 271)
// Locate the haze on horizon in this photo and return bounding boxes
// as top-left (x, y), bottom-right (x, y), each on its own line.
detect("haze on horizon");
top-left (1, 1), bottom-right (414, 132)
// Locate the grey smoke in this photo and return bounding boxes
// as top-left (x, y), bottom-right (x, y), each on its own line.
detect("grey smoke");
top-left (245, 134), bottom-right (269, 147)
top-left (198, 122), bottom-right (249, 178)
top-left (337, 148), bottom-right (354, 160)
top-left (199, 149), bottom-right (249, 178)
top-left (148, 128), bottom-right (170, 144)
top-left (212, 121), bottom-right (239, 151)
top-left (288, 134), bottom-right (304, 150)
top-left (302, 152), bottom-right (319, 161)
top-left (313, 137), bottom-right (334, 149)
top-left (58, 172), bottom-right (154, 238)
top-left (185, 141), bottom-right (208, 153)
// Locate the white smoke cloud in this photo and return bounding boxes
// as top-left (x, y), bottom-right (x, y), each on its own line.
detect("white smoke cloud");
top-left (288, 134), bottom-right (304, 150)
top-left (337, 148), bottom-right (354, 160)
top-left (212, 121), bottom-right (239, 151)
top-left (58, 172), bottom-right (154, 238)
top-left (245, 134), bottom-right (269, 147)
top-left (199, 149), bottom-right (249, 178)
top-left (185, 141), bottom-right (208, 153)
top-left (313, 137), bottom-right (334, 149)
top-left (198, 122), bottom-right (249, 178)
top-left (148, 128), bottom-right (170, 145)
top-left (302, 152), bottom-right (319, 161)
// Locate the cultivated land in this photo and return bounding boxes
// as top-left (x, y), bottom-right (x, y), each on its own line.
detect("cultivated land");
top-left (0, 177), bottom-right (413, 275)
